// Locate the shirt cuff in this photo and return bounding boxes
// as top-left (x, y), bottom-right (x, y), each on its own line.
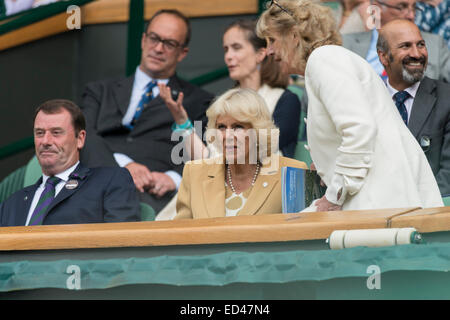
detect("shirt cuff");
top-left (113, 153), bottom-right (134, 167)
top-left (165, 170), bottom-right (182, 190)
top-left (325, 173), bottom-right (366, 206)
top-left (325, 173), bottom-right (346, 206)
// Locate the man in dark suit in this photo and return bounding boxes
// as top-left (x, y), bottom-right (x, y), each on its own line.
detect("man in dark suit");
top-left (377, 19), bottom-right (450, 195)
top-left (80, 9), bottom-right (214, 213)
top-left (0, 99), bottom-right (140, 227)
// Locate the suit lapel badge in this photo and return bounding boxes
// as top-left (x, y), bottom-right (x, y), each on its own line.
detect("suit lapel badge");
top-left (420, 135), bottom-right (431, 152)
top-left (65, 179), bottom-right (79, 190)
top-left (46, 168), bottom-right (89, 214)
top-left (64, 170), bottom-right (87, 190)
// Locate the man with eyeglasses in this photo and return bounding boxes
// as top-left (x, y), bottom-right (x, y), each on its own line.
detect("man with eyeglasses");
top-left (376, 19), bottom-right (450, 195)
top-left (79, 9), bottom-right (214, 215)
top-left (342, 0), bottom-right (450, 83)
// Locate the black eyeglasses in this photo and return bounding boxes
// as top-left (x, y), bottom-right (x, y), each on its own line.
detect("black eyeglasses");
top-left (145, 32), bottom-right (183, 52)
top-left (267, 0), bottom-right (294, 17)
top-left (375, 0), bottom-right (422, 14)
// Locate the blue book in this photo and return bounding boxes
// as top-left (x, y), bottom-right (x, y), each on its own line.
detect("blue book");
top-left (281, 167), bottom-right (326, 213)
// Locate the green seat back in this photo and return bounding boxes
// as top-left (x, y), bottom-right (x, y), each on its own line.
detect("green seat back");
top-left (0, 165), bottom-right (26, 203)
top-left (288, 84), bottom-right (312, 167)
top-left (294, 139), bottom-right (312, 167)
top-left (443, 196), bottom-right (450, 206)
top-left (321, 1), bottom-right (340, 10)
top-left (24, 156), bottom-right (41, 187)
top-left (0, 156), bottom-right (41, 204)
top-left (140, 202), bottom-right (156, 221)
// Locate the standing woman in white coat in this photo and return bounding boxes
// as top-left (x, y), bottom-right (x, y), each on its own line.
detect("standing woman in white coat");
top-left (256, 0), bottom-right (443, 211)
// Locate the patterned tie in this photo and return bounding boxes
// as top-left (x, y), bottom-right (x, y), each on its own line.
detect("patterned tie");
top-left (125, 80), bottom-right (157, 130)
top-left (29, 176), bottom-right (61, 226)
top-left (393, 91), bottom-right (411, 125)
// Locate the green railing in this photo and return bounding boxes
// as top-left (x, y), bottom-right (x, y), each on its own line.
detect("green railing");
top-left (0, 1), bottom-right (5, 16)
top-left (126, 0), bottom-right (145, 76)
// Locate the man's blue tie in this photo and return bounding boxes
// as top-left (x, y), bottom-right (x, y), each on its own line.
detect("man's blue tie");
top-left (393, 91), bottom-right (410, 125)
top-left (125, 80), bottom-right (157, 130)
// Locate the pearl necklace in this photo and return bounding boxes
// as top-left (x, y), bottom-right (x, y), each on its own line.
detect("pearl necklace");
top-left (227, 162), bottom-right (260, 194)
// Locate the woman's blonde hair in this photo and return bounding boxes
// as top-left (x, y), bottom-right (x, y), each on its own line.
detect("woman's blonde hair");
top-left (206, 88), bottom-right (279, 160)
top-left (256, 0), bottom-right (342, 72)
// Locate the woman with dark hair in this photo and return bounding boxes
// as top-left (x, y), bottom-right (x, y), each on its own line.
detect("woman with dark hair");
top-left (223, 19), bottom-right (301, 158)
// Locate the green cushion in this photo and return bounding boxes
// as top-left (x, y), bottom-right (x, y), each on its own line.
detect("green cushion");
top-left (140, 202), bottom-right (156, 221)
top-left (443, 196), bottom-right (450, 206)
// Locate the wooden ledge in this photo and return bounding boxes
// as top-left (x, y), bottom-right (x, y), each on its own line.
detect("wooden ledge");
top-left (390, 206), bottom-right (450, 232)
top-left (84, 0), bottom-right (259, 24)
top-left (2, 207), bottom-right (449, 251)
top-left (0, 12), bottom-right (68, 51)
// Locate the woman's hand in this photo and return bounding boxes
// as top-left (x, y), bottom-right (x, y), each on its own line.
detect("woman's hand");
top-left (315, 195), bottom-right (342, 212)
top-left (158, 83), bottom-right (188, 125)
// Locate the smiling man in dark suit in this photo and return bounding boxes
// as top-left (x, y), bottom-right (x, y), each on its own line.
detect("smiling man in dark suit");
top-left (342, 0), bottom-right (450, 83)
top-left (0, 99), bottom-right (140, 227)
top-left (377, 19), bottom-right (450, 195)
top-left (80, 9), bottom-right (214, 214)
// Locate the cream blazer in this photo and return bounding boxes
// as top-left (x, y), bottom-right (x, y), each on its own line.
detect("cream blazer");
top-left (175, 156), bottom-right (307, 219)
top-left (304, 45), bottom-right (443, 210)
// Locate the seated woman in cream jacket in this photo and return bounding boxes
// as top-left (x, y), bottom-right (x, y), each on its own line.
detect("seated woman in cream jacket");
top-left (168, 88), bottom-right (306, 219)
top-left (256, 0), bottom-right (443, 211)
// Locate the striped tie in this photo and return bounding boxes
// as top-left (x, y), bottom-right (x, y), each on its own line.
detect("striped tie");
top-left (29, 176), bottom-right (61, 226)
top-left (125, 80), bottom-right (157, 130)
top-left (393, 91), bottom-right (410, 125)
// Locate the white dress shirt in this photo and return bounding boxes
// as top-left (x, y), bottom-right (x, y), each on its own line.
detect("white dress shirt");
top-left (386, 79), bottom-right (421, 124)
top-left (25, 161), bottom-right (79, 226)
top-left (113, 66), bottom-right (181, 189)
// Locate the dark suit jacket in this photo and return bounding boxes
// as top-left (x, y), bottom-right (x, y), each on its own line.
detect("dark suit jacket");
top-left (409, 77), bottom-right (450, 195)
top-left (79, 73), bottom-right (214, 175)
top-left (0, 164), bottom-right (140, 227)
top-left (273, 89), bottom-right (301, 158)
